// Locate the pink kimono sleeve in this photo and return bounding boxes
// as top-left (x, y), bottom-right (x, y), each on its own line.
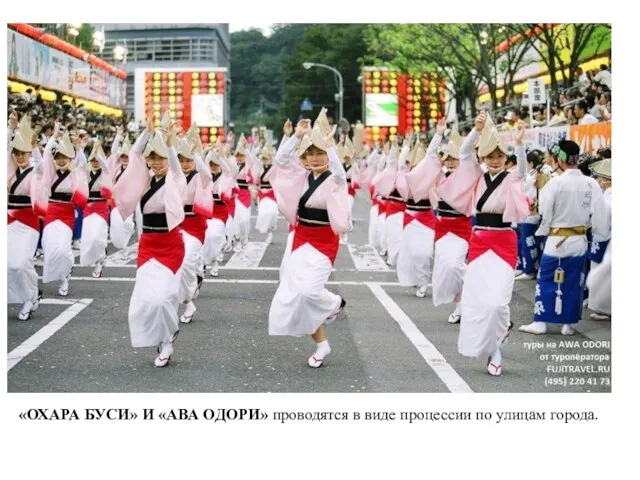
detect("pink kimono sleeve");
top-left (112, 132), bottom-right (151, 220)
top-left (326, 178), bottom-right (350, 234)
top-left (271, 160), bottom-right (308, 226)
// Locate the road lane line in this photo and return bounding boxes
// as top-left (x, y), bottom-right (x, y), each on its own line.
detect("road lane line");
top-left (8, 298), bottom-right (93, 372)
top-left (366, 283), bottom-right (473, 393)
top-left (40, 276), bottom-right (405, 287)
top-left (347, 244), bottom-right (390, 271)
top-left (104, 242), bottom-right (139, 266)
top-left (225, 242), bottom-right (269, 268)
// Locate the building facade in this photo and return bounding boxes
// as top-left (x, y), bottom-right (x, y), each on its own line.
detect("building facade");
top-left (93, 23), bottom-right (230, 119)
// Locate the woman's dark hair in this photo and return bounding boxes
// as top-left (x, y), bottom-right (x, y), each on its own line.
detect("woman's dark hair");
top-left (506, 154), bottom-right (517, 168)
top-left (586, 94), bottom-right (596, 109)
top-left (527, 149), bottom-right (544, 168)
top-left (597, 147), bottom-right (611, 160)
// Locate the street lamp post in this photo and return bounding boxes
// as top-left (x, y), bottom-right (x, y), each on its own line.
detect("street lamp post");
top-left (303, 62), bottom-right (343, 121)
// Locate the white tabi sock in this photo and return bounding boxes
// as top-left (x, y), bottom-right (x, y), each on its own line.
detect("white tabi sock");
top-left (184, 301), bottom-right (196, 316)
top-left (315, 340), bottom-right (331, 359)
top-left (453, 301), bottom-right (461, 316)
top-left (490, 347), bottom-right (502, 365)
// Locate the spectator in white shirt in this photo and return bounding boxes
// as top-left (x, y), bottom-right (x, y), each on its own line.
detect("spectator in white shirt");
top-left (575, 67), bottom-right (591, 93)
top-left (574, 100), bottom-right (599, 125)
top-left (594, 64), bottom-right (612, 90)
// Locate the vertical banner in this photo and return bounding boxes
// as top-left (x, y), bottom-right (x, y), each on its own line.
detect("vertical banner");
top-left (397, 74), bottom-right (407, 136)
top-left (182, 71), bottom-right (192, 131)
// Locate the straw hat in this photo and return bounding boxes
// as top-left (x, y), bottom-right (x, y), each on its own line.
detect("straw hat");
top-left (477, 113), bottom-right (508, 158)
top-left (591, 158), bottom-right (611, 179)
top-left (10, 116), bottom-right (33, 153)
top-left (295, 108), bottom-right (333, 158)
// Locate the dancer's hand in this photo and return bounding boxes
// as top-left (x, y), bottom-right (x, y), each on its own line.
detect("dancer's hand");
top-left (475, 111), bottom-right (487, 132)
top-left (515, 121), bottom-right (525, 145)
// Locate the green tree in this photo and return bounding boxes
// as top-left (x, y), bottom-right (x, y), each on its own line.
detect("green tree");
top-left (280, 24), bottom-right (369, 126)
top-left (230, 24), bottom-right (311, 134)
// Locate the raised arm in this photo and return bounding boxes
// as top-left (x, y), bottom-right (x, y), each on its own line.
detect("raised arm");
top-left (107, 130), bottom-right (123, 172)
top-left (460, 112), bottom-right (484, 162)
top-left (193, 150), bottom-right (212, 186)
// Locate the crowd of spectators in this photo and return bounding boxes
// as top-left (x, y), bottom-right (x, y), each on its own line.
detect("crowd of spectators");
top-left (8, 87), bottom-right (127, 148)
top-left (493, 63), bottom-right (612, 130)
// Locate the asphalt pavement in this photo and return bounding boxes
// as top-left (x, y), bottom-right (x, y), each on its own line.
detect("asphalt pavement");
top-left (7, 193), bottom-right (611, 393)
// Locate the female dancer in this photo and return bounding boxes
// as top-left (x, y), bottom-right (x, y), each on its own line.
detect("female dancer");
top-left (232, 134), bottom-right (253, 252)
top-left (253, 142), bottom-right (279, 244)
top-left (339, 135), bottom-right (359, 245)
top-left (38, 123), bottom-right (89, 297)
top-left (107, 130), bottom-right (141, 250)
top-left (203, 143), bottom-right (238, 277)
top-left (398, 131), bottom-right (438, 298)
top-left (176, 132), bottom-right (213, 323)
top-left (587, 158), bottom-right (612, 320)
top-left (8, 113), bottom-right (42, 319)
top-left (80, 141), bottom-right (111, 278)
top-left (439, 112), bottom-right (529, 376)
top-left (269, 111), bottom-right (349, 367)
top-left (112, 117), bottom-right (186, 368)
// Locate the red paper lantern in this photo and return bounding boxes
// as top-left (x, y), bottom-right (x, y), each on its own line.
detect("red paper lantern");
top-left (217, 72), bottom-right (224, 80)
top-left (218, 128), bottom-right (225, 135)
top-left (365, 87), bottom-right (372, 94)
top-left (217, 86), bottom-right (225, 94)
top-left (161, 73), bottom-right (168, 79)
top-left (364, 71), bottom-right (372, 78)
top-left (407, 87), bottom-right (413, 94)
top-left (407, 102), bottom-right (414, 111)
top-left (407, 94), bottom-right (413, 102)
top-left (217, 80), bottom-right (225, 87)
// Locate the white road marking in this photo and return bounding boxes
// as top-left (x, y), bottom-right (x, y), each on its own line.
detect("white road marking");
top-left (225, 242), bottom-right (269, 268)
top-left (49, 276), bottom-right (405, 287)
top-left (104, 242), bottom-right (139, 266)
top-left (84, 265), bottom-right (394, 272)
top-left (347, 244), bottom-right (390, 271)
top-left (366, 283), bottom-right (473, 393)
top-left (33, 248), bottom-right (81, 267)
top-left (8, 298), bottom-right (93, 372)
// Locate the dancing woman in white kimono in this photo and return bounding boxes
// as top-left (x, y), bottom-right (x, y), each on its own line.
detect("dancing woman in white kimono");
top-left (269, 111), bottom-right (349, 368)
top-left (397, 129), bottom-right (439, 298)
top-left (7, 113), bottom-right (43, 320)
top-left (107, 131), bottom-right (142, 250)
top-left (112, 118), bottom-right (186, 368)
top-left (203, 143), bottom-right (238, 277)
top-left (439, 113), bottom-right (530, 376)
top-left (338, 135), bottom-right (359, 245)
top-left (252, 142), bottom-right (279, 244)
top-left (371, 140), bottom-right (406, 267)
top-left (587, 158), bottom-right (612, 320)
top-left (80, 142), bottom-right (112, 278)
top-left (231, 133), bottom-right (255, 252)
top-left (37, 123), bottom-right (89, 297)
top-left (176, 130), bottom-right (213, 323)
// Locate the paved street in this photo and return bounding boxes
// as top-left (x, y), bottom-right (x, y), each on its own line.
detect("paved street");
top-left (7, 194), bottom-right (611, 393)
